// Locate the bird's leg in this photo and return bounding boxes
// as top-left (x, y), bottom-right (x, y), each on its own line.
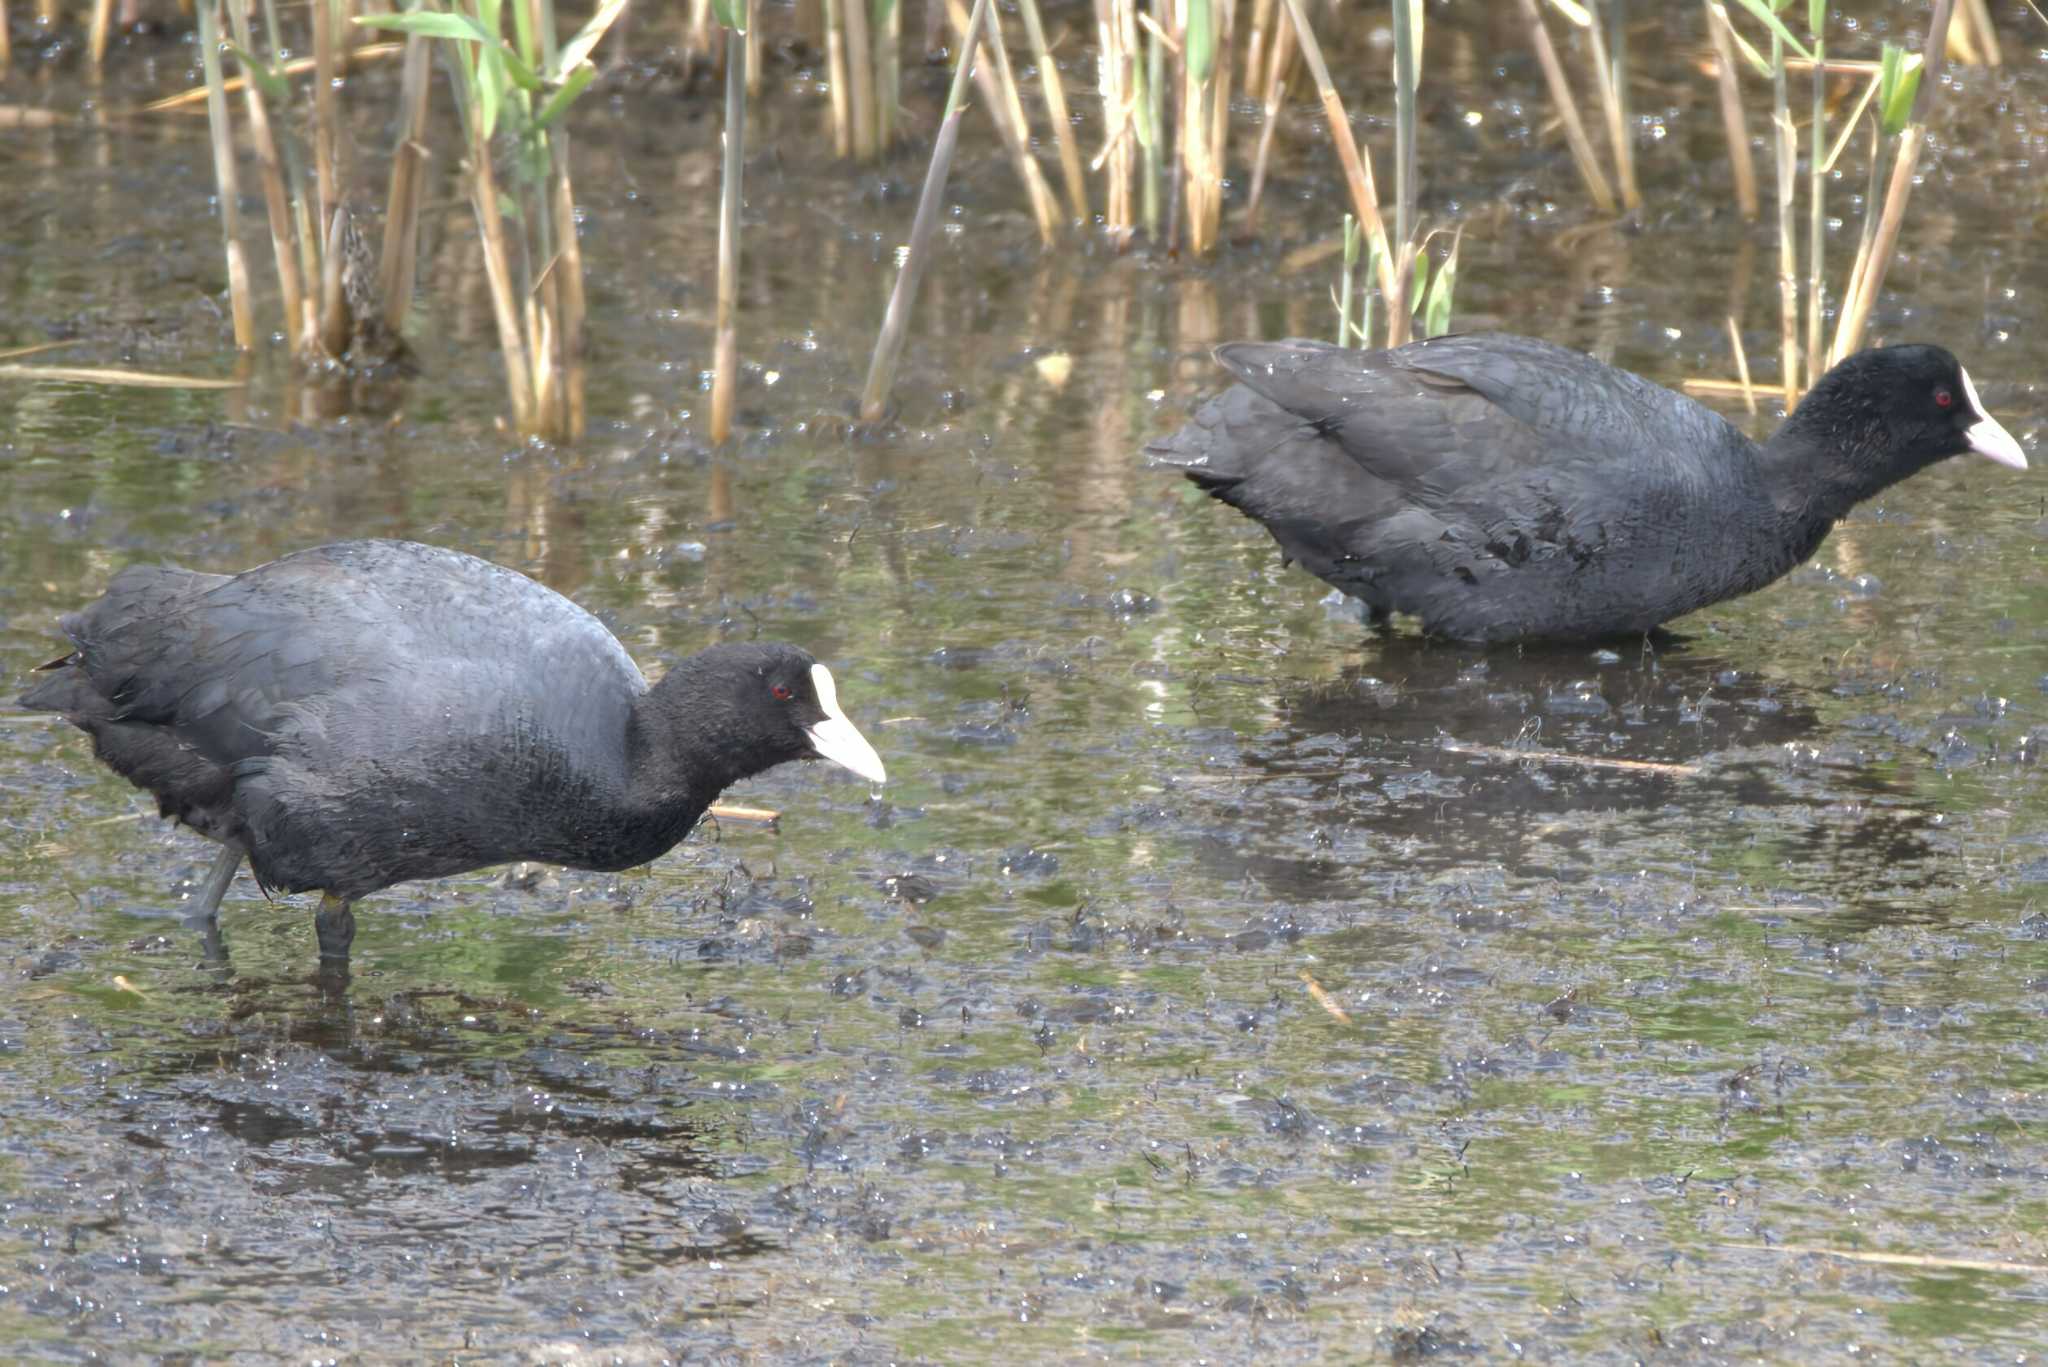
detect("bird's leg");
top-left (183, 845), bottom-right (242, 976)
top-left (188, 844), bottom-right (243, 922)
top-left (313, 893), bottom-right (356, 961)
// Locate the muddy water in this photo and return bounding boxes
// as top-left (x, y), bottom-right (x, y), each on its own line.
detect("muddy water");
top-left (3, 7), bottom-right (2047, 1361)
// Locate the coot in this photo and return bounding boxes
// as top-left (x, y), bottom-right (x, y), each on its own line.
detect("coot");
top-left (20, 539), bottom-right (887, 963)
top-left (1149, 334), bottom-right (2027, 642)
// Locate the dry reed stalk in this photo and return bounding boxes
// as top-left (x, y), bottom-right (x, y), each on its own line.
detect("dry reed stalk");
top-left (1830, 127), bottom-right (1918, 362)
top-left (1440, 740), bottom-right (1699, 777)
top-left (316, 205), bottom-right (350, 359)
top-left (0, 340), bottom-right (75, 361)
top-left (1804, 18), bottom-right (1824, 389)
top-left (1949, 0), bottom-right (1999, 65)
top-left (822, 0), bottom-right (852, 156)
top-left (1704, 3), bottom-right (1757, 219)
top-left (224, 1), bottom-right (307, 351)
top-left (259, 0), bottom-right (325, 346)
top-left (844, 0), bottom-right (877, 159)
top-left (1242, 0), bottom-right (1275, 100)
top-left (683, 0), bottom-right (714, 70)
top-left (945, 0), bottom-right (1059, 244)
top-left (34, 0), bottom-right (50, 25)
top-left (861, 0), bottom-right (990, 420)
top-left (706, 803), bottom-right (780, 825)
top-left (1017, 0), bottom-right (1088, 220)
top-left (1581, 0), bottom-right (1638, 210)
top-left (1279, 0), bottom-right (1400, 316)
top-left (1391, 0), bottom-right (1417, 245)
top-left (89, 0), bottom-right (115, 67)
top-left (1159, 0), bottom-right (1184, 253)
top-left (745, 0), bottom-right (761, 94)
top-left (1966, 0), bottom-right (2000, 64)
top-left (1724, 314), bottom-right (1756, 416)
top-left (1237, 11), bottom-right (1292, 239)
top-left (0, 364), bottom-right (247, 389)
top-left (311, 0), bottom-right (341, 242)
top-left (1514, 0), bottom-right (1615, 213)
top-left (1831, 1), bottom-right (1955, 362)
top-left (1138, 0), bottom-right (1163, 242)
top-left (1206, 0), bottom-right (1238, 250)
top-left (1088, 0), bottom-right (1123, 235)
top-left (377, 32), bottom-right (434, 329)
top-left (139, 43), bottom-right (403, 112)
top-left (1833, 114), bottom-right (1881, 359)
top-left (1090, 0), bottom-right (1133, 242)
top-left (198, 0), bottom-right (257, 350)
top-left (1766, 27), bottom-right (1797, 406)
top-left (1, 1), bottom-right (11, 73)
top-left (1300, 971), bottom-right (1353, 1025)
top-left (1721, 1244), bottom-right (2048, 1276)
top-left (710, 24), bottom-right (745, 445)
top-left (1180, 0), bottom-right (1219, 254)
top-left (877, 0), bottom-right (902, 147)
top-left (550, 151), bottom-right (587, 439)
top-left (470, 144), bottom-right (538, 432)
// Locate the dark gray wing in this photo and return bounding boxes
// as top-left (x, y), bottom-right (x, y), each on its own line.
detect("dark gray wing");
top-left (1211, 333), bottom-right (1743, 503)
top-left (1150, 336), bottom-right (1765, 640)
top-left (31, 541), bottom-right (652, 891)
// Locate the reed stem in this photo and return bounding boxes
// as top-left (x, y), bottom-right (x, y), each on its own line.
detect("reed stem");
top-left (822, 0), bottom-right (852, 156)
top-left (1140, 0), bottom-right (1163, 242)
top-left (1279, 0), bottom-right (1400, 317)
top-left (224, 0), bottom-right (304, 352)
top-left (378, 31), bottom-right (434, 331)
top-left (1705, 1), bottom-right (1758, 220)
top-left (1830, 127), bottom-right (1917, 363)
top-left (1769, 27), bottom-right (1797, 405)
top-left (945, 0), bottom-right (1059, 244)
top-left (1090, 0), bottom-right (1132, 244)
top-left (1390, 0), bottom-right (1416, 249)
top-left (1018, 0), bottom-right (1088, 220)
top-left (1238, 11), bottom-right (1293, 238)
top-left (471, 127), bottom-right (538, 432)
top-left (1583, 0), bottom-right (1638, 210)
top-left (1514, 0), bottom-right (1615, 214)
top-left (198, 0), bottom-right (257, 350)
top-left (1804, 20), bottom-right (1824, 389)
top-left (860, 0), bottom-right (990, 421)
top-left (711, 22), bottom-right (746, 445)
top-left (89, 0), bottom-right (115, 66)
top-left (844, 0), bottom-right (876, 159)
top-left (877, 0), bottom-right (901, 148)
top-left (1830, 1), bottom-right (1954, 363)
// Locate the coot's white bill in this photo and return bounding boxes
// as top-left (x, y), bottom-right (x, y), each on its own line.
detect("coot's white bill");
top-left (1959, 368), bottom-right (2028, 470)
top-left (805, 663), bottom-right (887, 784)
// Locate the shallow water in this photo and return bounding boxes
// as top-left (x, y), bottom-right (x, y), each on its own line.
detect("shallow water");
top-left (3, 5), bottom-right (2048, 1361)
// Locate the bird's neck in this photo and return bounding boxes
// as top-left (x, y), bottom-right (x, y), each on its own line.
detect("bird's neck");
top-left (1758, 385), bottom-right (1898, 524)
top-left (622, 666), bottom-right (747, 837)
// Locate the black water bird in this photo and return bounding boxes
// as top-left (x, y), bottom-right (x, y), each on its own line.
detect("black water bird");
top-left (19, 539), bottom-right (887, 964)
top-left (1149, 334), bottom-right (2028, 643)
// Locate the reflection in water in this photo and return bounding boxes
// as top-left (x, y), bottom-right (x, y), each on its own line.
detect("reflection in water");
top-left (1175, 637), bottom-right (1953, 922)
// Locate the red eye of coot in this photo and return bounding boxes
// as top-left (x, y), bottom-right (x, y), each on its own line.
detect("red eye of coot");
top-left (1934, 387), bottom-right (1954, 409)
top-left (771, 683), bottom-right (792, 701)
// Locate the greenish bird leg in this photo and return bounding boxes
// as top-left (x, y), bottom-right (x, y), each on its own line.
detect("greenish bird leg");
top-left (188, 843), bottom-right (243, 922)
top-left (313, 893), bottom-right (356, 961)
